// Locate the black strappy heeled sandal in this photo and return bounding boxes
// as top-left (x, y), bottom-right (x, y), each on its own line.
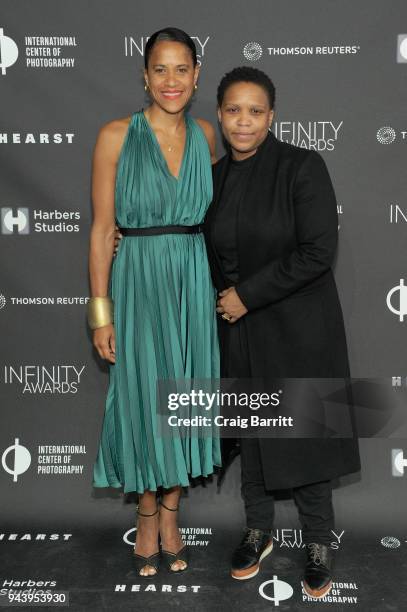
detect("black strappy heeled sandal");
top-left (132, 505), bottom-right (161, 578)
top-left (159, 500), bottom-right (188, 573)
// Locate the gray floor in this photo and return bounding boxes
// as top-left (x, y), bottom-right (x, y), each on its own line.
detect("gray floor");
top-left (1, 528), bottom-right (404, 611)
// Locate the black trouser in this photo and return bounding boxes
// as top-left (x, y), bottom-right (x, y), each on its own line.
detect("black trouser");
top-left (240, 437), bottom-right (335, 546)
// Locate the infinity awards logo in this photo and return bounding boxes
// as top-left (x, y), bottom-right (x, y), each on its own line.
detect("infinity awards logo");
top-left (386, 279), bottom-right (407, 321)
top-left (2, 438), bottom-right (31, 482)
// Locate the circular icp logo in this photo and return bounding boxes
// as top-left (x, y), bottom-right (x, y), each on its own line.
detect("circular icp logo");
top-left (0, 294), bottom-right (6, 309)
top-left (2, 438), bottom-right (31, 482)
top-left (386, 279), bottom-right (407, 322)
top-left (400, 37), bottom-right (407, 60)
top-left (0, 28), bottom-right (19, 75)
top-left (243, 42), bottom-right (263, 61)
top-left (259, 576), bottom-right (293, 605)
top-left (381, 536), bottom-right (401, 548)
top-left (376, 126), bottom-right (396, 144)
top-left (123, 527), bottom-right (137, 546)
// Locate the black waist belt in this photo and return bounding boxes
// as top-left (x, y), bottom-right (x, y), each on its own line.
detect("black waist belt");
top-left (118, 224), bottom-right (202, 236)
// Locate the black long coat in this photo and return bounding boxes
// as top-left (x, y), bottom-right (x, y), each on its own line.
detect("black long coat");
top-left (204, 132), bottom-right (360, 489)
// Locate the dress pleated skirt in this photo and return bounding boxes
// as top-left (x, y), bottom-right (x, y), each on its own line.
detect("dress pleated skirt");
top-left (93, 233), bottom-right (221, 493)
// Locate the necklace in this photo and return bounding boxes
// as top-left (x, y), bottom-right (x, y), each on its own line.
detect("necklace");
top-left (143, 110), bottom-right (183, 153)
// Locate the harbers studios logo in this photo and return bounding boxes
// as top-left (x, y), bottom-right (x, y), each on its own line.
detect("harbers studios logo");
top-left (1, 207), bottom-right (29, 234)
top-left (1, 207), bottom-right (81, 234)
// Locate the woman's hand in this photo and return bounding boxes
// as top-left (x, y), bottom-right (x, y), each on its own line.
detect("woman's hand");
top-left (93, 323), bottom-right (116, 363)
top-left (216, 287), bottom-right (248, 324)
top-left (113, 224), bottom-right (122, 257)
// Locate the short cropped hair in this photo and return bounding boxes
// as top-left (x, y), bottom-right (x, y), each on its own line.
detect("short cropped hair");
top-left (217, 66), bottom-right (276, 109)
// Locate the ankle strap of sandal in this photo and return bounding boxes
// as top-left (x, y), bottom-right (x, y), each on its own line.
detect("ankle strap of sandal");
top-left (160, 500), bottom-right (179, 512)
top-left (136, 504), bottom-right (159, 517)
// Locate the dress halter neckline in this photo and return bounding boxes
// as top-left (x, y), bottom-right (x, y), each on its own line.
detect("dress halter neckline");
top-left (139, 109), bottom-right (190, 182)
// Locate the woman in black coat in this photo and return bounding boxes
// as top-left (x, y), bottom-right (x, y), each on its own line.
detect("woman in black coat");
top-left (204, 67), bottom-right (360, 596)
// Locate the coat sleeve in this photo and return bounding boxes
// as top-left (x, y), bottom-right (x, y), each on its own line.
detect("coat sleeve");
top-left (235, 150), bottom-right (338, 311)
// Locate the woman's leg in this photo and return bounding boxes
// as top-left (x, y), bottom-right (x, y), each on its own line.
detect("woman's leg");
top-left (159, 485), bottom-right (186, 571)
top-left (134, 490), bottom-right (160, 576)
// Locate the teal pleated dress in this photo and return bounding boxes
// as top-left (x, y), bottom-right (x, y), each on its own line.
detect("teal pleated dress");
top-left (93, 110), bottom-right (221, 493)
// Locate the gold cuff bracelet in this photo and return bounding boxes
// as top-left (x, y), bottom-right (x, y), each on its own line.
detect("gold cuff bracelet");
top-left (87, 296), bottom-right (114, 330)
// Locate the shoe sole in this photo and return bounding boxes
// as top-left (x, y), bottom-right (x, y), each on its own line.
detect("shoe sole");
top-left (302, 579), bottom-right (333, 599)
top-left (231, 541), bottom-right (273, 580)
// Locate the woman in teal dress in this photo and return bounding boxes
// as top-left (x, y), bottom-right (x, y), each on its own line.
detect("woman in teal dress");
top-left (87, 28), bottom-right (221, 577)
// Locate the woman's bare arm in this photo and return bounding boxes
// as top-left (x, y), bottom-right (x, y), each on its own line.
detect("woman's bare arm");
top-left (88, 117), bottom-right (129, 362)
top-left (89, 118), bottom-right (129, 296)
